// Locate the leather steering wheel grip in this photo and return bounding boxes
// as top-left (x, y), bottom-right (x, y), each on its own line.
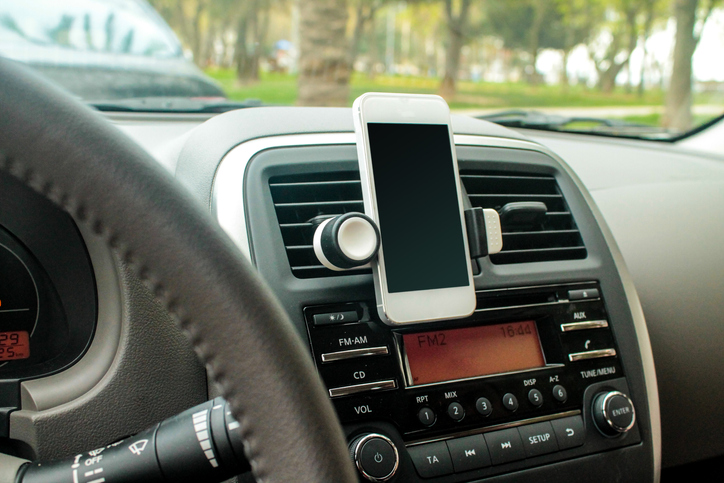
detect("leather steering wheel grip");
top-left (0, 58), bottom-right (357, 483)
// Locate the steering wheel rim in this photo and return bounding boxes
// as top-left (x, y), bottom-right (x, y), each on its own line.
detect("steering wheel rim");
top-left (0, 57), bottom-right (357, 483)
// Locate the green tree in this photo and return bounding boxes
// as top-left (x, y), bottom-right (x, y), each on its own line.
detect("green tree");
top-left (664, 0), bottom-right (720, 130)
top-left (486, 0), bottom-right (567, 84)
top-left (439, 0), bottom-right (473, 98)
top-left (555, 0), bottom-right (605, 86)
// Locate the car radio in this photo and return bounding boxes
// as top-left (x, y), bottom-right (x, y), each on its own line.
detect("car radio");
top-left (305, 281), bottom-right (640, 481)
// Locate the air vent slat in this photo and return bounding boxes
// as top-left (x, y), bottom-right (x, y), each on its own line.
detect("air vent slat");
top-left (270, 171), bottom-right (371, 278)
top-left (461, 169), bottom-right (586, 264)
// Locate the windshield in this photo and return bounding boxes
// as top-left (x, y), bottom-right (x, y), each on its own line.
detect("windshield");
top-left (2, 0), bottom-right (723, 139)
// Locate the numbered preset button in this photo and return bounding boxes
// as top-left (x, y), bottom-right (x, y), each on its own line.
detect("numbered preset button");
top-left (528, 389), bottom-right (544, 407)
top-left (418, 407), bottom-right (436, 427)
top-left (502, 393), bottom-right (519, 412)
top-left (447, 402), bottom-right (465, 421)
top-left (475, 397), bottom-right (493, 416)
top-left (552, 385), bottom-right (568, 403)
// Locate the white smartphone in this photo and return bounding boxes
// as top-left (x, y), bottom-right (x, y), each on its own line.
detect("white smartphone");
top-left (353, 93), bottom-right (476, 325)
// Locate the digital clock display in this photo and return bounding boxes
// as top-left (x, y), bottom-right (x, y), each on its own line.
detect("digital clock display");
top-left (0, 331), bottom-right (30, 361)
top-left (403, 321), bottom-right (545, 386)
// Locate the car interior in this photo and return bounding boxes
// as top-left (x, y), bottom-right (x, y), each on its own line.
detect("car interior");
top-left (1, 26), bottom-right (724, 482)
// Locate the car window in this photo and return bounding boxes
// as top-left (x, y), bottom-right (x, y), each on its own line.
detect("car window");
top-left (1, 0), bottom-right (723, 140)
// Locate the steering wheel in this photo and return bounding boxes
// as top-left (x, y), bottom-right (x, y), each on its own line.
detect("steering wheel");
top-left (0, 58), bottom-right (357, 483)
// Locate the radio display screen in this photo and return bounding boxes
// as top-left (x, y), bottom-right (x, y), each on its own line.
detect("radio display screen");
top-left (403, 321), bottom-right (545, 386)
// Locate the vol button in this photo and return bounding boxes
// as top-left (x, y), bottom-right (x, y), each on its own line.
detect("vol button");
top-left (350, 434), bottom-right (399, 482)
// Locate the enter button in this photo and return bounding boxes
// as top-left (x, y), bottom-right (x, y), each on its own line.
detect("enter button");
top-left (518, 421), bottom-right (559, 457)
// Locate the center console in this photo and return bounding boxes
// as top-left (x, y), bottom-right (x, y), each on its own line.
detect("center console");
top-left (305, 282), bottom-right (638, 481)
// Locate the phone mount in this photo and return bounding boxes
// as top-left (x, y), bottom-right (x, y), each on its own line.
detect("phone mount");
top-left (312, 208), bottom-right (503, 271)
top-left (313, 213), bottom-right (381, 271)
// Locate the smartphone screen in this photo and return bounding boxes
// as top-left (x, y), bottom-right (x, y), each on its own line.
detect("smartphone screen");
top-left (367, 122), bottom-right (470, 293)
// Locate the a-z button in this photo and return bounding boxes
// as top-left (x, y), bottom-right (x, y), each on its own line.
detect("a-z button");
top-left (484, 428), bottom-right (525, 465)
top-left (407, 442), bottom-right (453, 478)
top-left (551, 416), bottom-right (585, 450)
top-left (446, 435), bottom-right (491, 473)
top-left (518, 421), bottom-right (559, 457)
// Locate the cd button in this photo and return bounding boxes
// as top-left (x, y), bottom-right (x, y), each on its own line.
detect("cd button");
top-left (502, 393), bottom-right (519, 411)
top-left (475, 397), bottom-right (493, 416)
top-left (418, 407), bottom-right (436, 427)
top-left (551, 416), bottom-right (585, 450)
top-left (408, 442), bottom-right (453, 478)
top-left (518, 421), bottom-right (559, 457)
top-left (446, 435), bottom-right (491, 473)
top-left (484, 428), bottom-right (526, 465)
top-left (318, 359), bottom-right (396, 388)
top-left (447, 402), bottom-right (465, 421)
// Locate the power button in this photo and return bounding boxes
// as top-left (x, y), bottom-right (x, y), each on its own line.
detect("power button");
top-left (349, 433), bottom-right (399, 482)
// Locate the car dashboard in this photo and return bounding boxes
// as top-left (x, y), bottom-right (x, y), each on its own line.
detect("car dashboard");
top-left (2, 105), bottom-right (724, 482)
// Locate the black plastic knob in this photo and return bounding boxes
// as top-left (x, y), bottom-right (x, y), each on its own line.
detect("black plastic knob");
top-left (313, 212), bottom-right (380, 270)
top-left (592, 390), bottom-right (636, 437)
top-left (349, 433), bottom-right (399, 482)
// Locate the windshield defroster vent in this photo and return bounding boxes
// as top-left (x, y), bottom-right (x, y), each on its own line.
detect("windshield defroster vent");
top-left (461, 171), bottom-right (587, 264)
top-left (269, 171), bottom-right (370, 278)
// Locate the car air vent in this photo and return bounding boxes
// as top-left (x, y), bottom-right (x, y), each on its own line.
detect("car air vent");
top-left (461, 170), bottom-right (587, 264)
top-left (269, 171), bottom-right (370, 278)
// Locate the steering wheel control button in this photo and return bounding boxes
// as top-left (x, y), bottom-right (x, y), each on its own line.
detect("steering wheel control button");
top-left (528, 388), bottom-right (544, 407)
top-left (502, 393), bottom-right (519, 411)
top-left (552, 385), bottom-right (568, 403)
top-left (484, 428), bottom-right (526, 465)
top-left (418, 407), bottom-right (436, 427)
top-left (313, 213), bottom-right (380, 271)
top-left (313, 310), bottom-right (359, 326)
top-left (593, 391), bottom-right (636, 437)
top-left (447, 402), bottom-right (465, 421)
top-left (569, 348), bottom-right (617, 362)
top-left (446, 434), bottom-right (491, 472)
top-left (475, 397), bottom-right (493, 416)
top-left (568, 288), bottom-right (600, 300)
top-left (551, 416), bottom-right (586, 450)
top-left (328, 379), bottom-right (397, 398)
top-left (350, 433), bottom-right (399, 482)
top-left (321, 346), bottom-right (389, 363)
top-left (408, 441), bottom-right (453, 478)
top-left (518, 422), bottom-right (559, 457)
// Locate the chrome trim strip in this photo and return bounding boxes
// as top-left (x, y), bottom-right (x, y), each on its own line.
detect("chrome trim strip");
top-left (568, 348), bottom-right (617, 362)
top-left (212, 130), bottom-right (661, 481)
top-left (321, 346), bottom-right (389, 362)
top-left (328, 379), bottom-right (397, 398)
top-left (560, 320), bottom-right (609, 332)
top-left (406, 410), bottom-right (581, 446)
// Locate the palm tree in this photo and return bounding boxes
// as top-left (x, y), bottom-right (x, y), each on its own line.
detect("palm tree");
top-left (297, 0), bottom-right (351, 106)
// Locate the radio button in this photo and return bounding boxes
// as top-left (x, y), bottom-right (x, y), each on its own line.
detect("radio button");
top-left (312, 323), bottom-right (389, 353)
top-left (408, 442), bottom-right (453, 478)
top-left (528, 389), bottom-right (543, 407)
top-left (446, 435), bottom-right (491, 472)
top-left (475, 397), bottom-right (493, 417)
top-left (502, 393), bottom-right (519, 412)
top-left (552, 385), bottom-right (568, 403)
top-left (484, 428), bottom-right (525, 465)
top-left (447, 402), bottom-right (465, 422)
top-left (518, 422), bottom-right (559, 457)
top-left (418, 407), bottom-right (436, 427)
top-left (551, 416), bottom-right (585, 450)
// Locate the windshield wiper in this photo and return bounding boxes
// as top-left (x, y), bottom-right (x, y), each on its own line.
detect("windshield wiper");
top-left (90, 97), bottom-right (265, 114)
top-left (477, 109), bottom-right (677, 141)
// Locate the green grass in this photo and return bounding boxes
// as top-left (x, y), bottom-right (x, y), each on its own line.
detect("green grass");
top-left (205, 68), bottom-right (723, 124)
